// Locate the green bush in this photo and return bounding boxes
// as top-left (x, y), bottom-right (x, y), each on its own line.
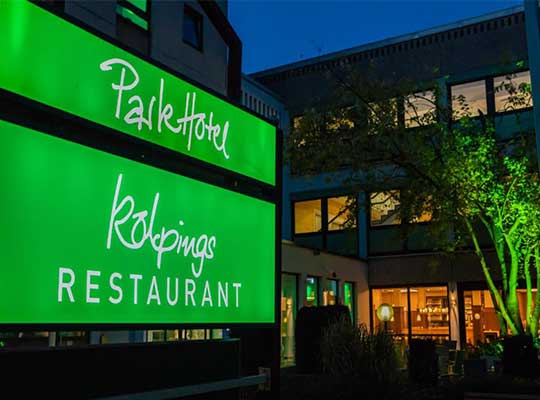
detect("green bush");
top-left (319, 318), bottom-right (400, 383)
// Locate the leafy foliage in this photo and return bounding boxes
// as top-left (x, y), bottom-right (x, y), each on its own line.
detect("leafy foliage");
top-left (320, 318), bottom-right (401, 383)
top-left (288, 69), bottom-right (539, 336)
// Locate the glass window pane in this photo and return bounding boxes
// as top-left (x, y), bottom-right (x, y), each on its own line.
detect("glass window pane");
top-left (166, 330), bottom-right (179, 341)
top-left (344, 282), bottom-right (354, 322)
top-left (328, 196), bottom-right (356, 231)
top-left (306, 276), bottom-right (319, 307)
top-left (294, 199), bottom-right (322, 234)
top-left (146, 330), bottom-right (165, 342)
top-left (451, 80), bottom-right (487, 118)
top-left (183, 7), bottom-right (202, 50)
top-left (372, 288), bottom-right (408, 337)
top-left (182, 329), bottom-right (206, 340)
top-left (281, 274), bottom-right (297, 367)
top-left (370, 191), bottom-right (400, 226)
top-left (405, 90), bottom-right (436, 128)
top-left (464, 290), bottom-right (501, 345)
top-left (127, 0), bottom-right (147, 12)
top-left (494, 71), bottom-right (532, 112)
top-left (116, 5), bottom-right (148, 30)
top-left (322, 279), bottom-right (338, 306)
top-left (410, 286), bottom-right (449, 340)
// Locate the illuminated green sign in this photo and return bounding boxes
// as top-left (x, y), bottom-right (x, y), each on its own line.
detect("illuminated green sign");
top-left (0, 119), bottom-right (275, 324)
top-left (0, 1), bottom-right (276, 185)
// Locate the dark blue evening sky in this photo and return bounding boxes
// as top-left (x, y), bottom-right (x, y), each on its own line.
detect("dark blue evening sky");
top-left (229, 1), bottom-right (523, 74)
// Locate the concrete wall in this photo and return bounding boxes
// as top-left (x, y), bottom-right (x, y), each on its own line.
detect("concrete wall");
top-left (282, 241), bottom-right (370, 328)
top-left (256, 11), bottom-right (528, 115)
top-left (151, 1), bottom-right (228, 95)
top-left (368, 250), bottom-right (500, 287)
top-left (65, 0), bottom-right (229, 95)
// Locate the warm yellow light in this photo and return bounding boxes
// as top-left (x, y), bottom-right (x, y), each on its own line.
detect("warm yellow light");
top-left (376, 303), bottom-right (394, 322)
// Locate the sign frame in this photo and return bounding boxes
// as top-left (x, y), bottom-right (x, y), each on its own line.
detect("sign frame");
top-left (0, 2), bottom-right (282, 331)
top-left (0, 0), bottom-right (277, 188)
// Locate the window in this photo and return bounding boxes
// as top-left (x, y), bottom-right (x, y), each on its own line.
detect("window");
top-left (372, 288), bottom-right (409, 336)
top-left (344, 282), bottom-right (355, 322)
top-left (306, 276), bottom-right (319, 306)
top-left (410, 286), bottom-right (449, 339)
top-left (327, 196), bottom-right (356, 231)
top-left (451, 80), bottom-right (487, 118)
top-left (405, 90), bottom-right (436, 128)
top-left (370, 191), bottom-right (401, 227)
top-left (183, 5), bottom-right (203, 51)
top-left (323, 279), bottom-right (338, 306)
top-left (294, 200), bottom-right (322, 234)
top-left (117, 0), bottom-right (148, 30)
top-left (281, 273), bottom-right (297, 366)
top-left (494, 70), bottom-right (532, 112)
top-left (464, 290), bottom-right (500, 345)
top-left (372, 286), bottom-right (450, 342)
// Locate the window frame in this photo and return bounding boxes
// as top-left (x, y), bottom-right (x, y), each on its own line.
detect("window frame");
top-left (305, 275), bottom-right (321, 307)
top-left (492, 69), bottom-right (533, 115)
top-left (183, 4), bottom-right (204, 52)
top-left (449, 78), bottom-right (489, 120)
top-left (117, 0), bottom-right (150, 31)
top-left (370, 283), bottom-right (451, 343)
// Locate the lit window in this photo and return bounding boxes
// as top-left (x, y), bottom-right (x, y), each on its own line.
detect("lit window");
top-left (464, 290), bottom-right (500, 345)
top-left (371, 288), bottom-right (408, 336)
top-left (327, 196), bottom-right (356, 231)
top-left (183, 5), bottom-right (203, 51)
top-left (368, 98), bottom-right (398, 135)
top-left (281, 274), bottom-right (297, 366)
top-left (294, 200), bottom-right (322, 234)
top-left (323, 279), bottom-right (338, 306)
top-left (306, 276), bottom-right (319, 306)
top-left (116, 0), bottom-right (148, 30)
top-left (405, 90), bottom-right (436, 128)
top-left (370, 191), bottom-right (401, 226)
top-left (410, 197), bottom-right (433, 223)
top-left (494, 70), bottom-right (532, 112)
top-left (410, 286), bottom-right (449, 339)
top-left (451, 80), bottom-right (487, 118)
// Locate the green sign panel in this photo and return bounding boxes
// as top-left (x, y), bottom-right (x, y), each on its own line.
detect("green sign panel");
top-left (0, 119), bottom-right (275, 324)
top-left (0, 1), bottom-right (276, 185)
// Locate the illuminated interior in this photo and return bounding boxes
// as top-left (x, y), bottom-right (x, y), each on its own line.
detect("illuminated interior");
top-left (370, 191), bottom-right (401, 226)
top-left (328, 196), bottom-right (356, 230)
top-left (294, 199), bottom-right (322, 234)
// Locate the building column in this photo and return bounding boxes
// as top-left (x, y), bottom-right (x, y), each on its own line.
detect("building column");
top-left (299, 272), bottom-right (308, 308)
top-left (48, 332), bottom-right (57, 347)
top-left (338, 280), bottom-right (345, 306)
top-left (357, 192), bottom-right (368, 258)
top-left (448, 281), bottom-right (461, 350)
top-left (525, 0), bottom-right (540, 173)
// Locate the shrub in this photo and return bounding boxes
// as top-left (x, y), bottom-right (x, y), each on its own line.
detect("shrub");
top-left (320, 319), bottom-right (400, 383)
top-left (295, 305), bottom-right (351, 373)
top-left (408, 339), bottom-right (438, 385)
top-left (502, 335), bottom-right (539, 378)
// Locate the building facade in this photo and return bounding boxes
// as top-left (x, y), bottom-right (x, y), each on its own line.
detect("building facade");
top-left (253, 5), bottom-right (535, 351)
top-left (240, 74), bottom-right (370, 366)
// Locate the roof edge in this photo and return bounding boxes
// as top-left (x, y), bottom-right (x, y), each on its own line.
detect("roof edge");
top-left (250, 4), bottom-right (524, 78)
